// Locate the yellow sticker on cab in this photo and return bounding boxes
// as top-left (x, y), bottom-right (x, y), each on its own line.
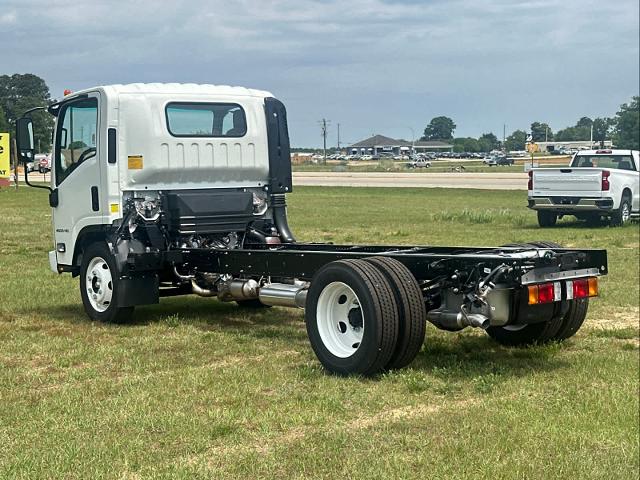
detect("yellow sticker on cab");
top-left (128, 155), bottom-right (143, 170)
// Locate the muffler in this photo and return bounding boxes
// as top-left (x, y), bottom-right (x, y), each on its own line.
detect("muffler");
top-left (259, 283), bottom-right (308, 308)
top-left (426, 309), bottom-right (490, 330)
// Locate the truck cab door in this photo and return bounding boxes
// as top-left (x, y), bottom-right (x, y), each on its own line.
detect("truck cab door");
top-left (51, 93), bottom-right (103, 267)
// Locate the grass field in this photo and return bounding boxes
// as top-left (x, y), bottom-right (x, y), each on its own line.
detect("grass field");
top-left (0, 186), bottom-right (638, 479)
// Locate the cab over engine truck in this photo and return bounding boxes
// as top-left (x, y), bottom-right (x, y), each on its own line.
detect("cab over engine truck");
top-left (16, 84), bottom-right (608, 376)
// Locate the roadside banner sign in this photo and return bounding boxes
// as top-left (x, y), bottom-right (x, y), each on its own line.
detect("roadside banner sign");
top-left (0, 132), bottom-right (9, 187)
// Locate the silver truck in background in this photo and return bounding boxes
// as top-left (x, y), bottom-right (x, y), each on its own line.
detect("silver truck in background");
top-left (528, 149), bottom-right (639, 227)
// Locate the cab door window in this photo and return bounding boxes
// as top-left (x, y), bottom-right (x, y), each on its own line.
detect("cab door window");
top-left (55, 98), bottom-right (98, 185)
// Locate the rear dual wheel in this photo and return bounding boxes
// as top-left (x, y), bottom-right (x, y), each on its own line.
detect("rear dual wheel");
top-left (305, 258), bottom-right (426, 376)
top-left (486, 241), bottom-right (589, 346)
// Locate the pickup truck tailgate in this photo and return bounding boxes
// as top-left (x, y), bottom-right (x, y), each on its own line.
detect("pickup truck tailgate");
top-left (532, 168), bottom-right (603, 197)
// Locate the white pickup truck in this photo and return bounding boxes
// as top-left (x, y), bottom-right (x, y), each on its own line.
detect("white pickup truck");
top-left (528, 149), bottom-right (639, 227)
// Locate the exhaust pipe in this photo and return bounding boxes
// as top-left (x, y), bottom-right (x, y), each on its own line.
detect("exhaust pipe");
top-left (259, 283), bottom-right (307, 308)
top-left (191, 280), bottom-right (216, 297)
top-left (271, 194), bottom-right (296, 243)
top-left (426, 309), bottom-right (490, 330)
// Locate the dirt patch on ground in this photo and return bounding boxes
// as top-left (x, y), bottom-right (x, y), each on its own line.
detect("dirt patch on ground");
top-left (182, 397), bottom-right (473, 471)
top-left (586, 306), bottom-right (639, 330)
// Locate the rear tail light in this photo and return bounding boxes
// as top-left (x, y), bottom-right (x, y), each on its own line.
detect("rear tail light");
top-left (528, 282), bottom-right (560, 305)
top-left (601, 170), bottom-right (610, 191)
top-left (528, 170), bottom-right (533, 190)
top-left (528, 278), bottom-right (598, 304)
top-left (568, 278), bottom-right (599, 299)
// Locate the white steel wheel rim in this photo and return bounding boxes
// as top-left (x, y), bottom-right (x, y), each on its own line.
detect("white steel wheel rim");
top-left (503, 324), bottom-right (527, 332)
top-left (316, 282), bottom-right (364, 358)
top-left (85, 257), bottom-right (113, 312)
top-left (622, 202), bottom-right (630, 222)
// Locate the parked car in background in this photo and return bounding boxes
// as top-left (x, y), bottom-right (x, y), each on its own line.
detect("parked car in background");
top-left (496, 156), bottom-right (514, 166)
top-left (528, 149), bottom-right (639, 227)
top-left (407, 158), bottom-right (432, 169)
top-left (26, 161), bottom-right (36, 173)
top-left (484, 155), bottom-right (513, 166)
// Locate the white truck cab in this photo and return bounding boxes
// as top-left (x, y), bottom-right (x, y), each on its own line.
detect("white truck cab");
top-left (36, 84), bottom-right (277, 269)
top-left (528, 149), bottom-right (640, 227)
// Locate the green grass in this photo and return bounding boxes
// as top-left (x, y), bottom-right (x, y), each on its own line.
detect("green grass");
top-left (0, 186), bottom-right (638, 479)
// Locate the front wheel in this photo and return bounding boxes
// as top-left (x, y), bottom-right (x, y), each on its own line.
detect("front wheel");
top-left (80, 242), bottom-right (134, 323)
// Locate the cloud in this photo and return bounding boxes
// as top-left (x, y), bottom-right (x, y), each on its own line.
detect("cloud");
top-left (0, 10), bottom-right (17, 24)
top-left (3, 0), bottom-right (639, 145)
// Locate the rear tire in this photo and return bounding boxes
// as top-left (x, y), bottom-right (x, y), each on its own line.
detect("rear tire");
top-left (610, 195), bottom-right (631, 226)
top-left (493, 241), bottom-right (590, 344)
top-left (80, 242), bottom-right (134, 323)
top-left (485, 313), bottom-right (563, 347)
top-left (553, 297), bottom-right (589, 341)
top-left (537, 210), bottom-right (557, 228)
top-left (305, 259), bottom-right (399, 376)
top-left (364, 257), bottom-right (426, 370)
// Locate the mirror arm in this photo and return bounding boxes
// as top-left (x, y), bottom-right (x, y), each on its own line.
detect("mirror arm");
top-left (21, 106), bottom-right (46, 116)
top-left (24, 167), bottom-right (53, 193)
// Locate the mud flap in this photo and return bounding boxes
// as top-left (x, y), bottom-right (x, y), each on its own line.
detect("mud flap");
top-left (117, 274), bottom-right (159, 307)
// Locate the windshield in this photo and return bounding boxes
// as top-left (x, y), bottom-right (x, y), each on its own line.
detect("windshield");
top-left (571, 155), bottom-right (636, 171)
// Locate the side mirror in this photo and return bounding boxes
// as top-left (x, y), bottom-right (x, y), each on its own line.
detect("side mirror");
top-left (16, 117), bottom-right (35, 163)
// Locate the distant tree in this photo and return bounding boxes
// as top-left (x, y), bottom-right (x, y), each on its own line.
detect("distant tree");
top-left (592, 117), bottom-right (612, 142)
top-left (0, 73), bottom-right (54, 153)
top-left (612, 96), bottom-right (639, 149)
top-left (505, 130), bottom-right (527, 152)
top-left (0, 106), bottom-right (9, 133)
top-left (477, 132), bottom-right (499, 152)
top-left (452, 137), bottom-right (480, 153)
top-left (530, 122), bottom-right (553, 142)
top-left (421, 116), bottom-right (456, 141)
top-left (555, 126), bottom-right (583, 141)
top-left (576, 116), bottom-right (593, 128)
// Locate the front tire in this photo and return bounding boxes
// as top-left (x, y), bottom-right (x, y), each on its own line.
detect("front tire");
top-left (305, 259), bottom-right (399, 376)
top-left (537, 210), bottom-right (557, 227)
top-left (80, 242), bottom-right (134, 323)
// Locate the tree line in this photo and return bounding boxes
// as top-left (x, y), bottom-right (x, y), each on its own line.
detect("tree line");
top-left (0, 73), bottom-right (638, 154)
top-left (421, 97), bottom-right (639, 152)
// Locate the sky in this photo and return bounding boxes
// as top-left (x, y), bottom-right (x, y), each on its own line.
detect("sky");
top-left (2, 0), bottom-right (639, 147)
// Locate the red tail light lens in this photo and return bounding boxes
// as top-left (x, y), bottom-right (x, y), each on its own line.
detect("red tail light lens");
top-left (573, 279), bottom-right (589, 298)
top-left (528, 282), bottom-right (559, 304)
top-left (537, 283), bottom-right (555, 303)
top-left (528, 170), bottom-right (533, 190)
top-left (601, 170), bottom-right (610, 191)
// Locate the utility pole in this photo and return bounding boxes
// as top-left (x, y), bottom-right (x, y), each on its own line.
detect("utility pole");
top-left (319, 118), bottom-right (329, 164)
top-left (337, 123), bottom-right (341, 151)
top-left (503, 124), bottom-right (506, 151)
top-left (590, 124), bottom-right (593, 147)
